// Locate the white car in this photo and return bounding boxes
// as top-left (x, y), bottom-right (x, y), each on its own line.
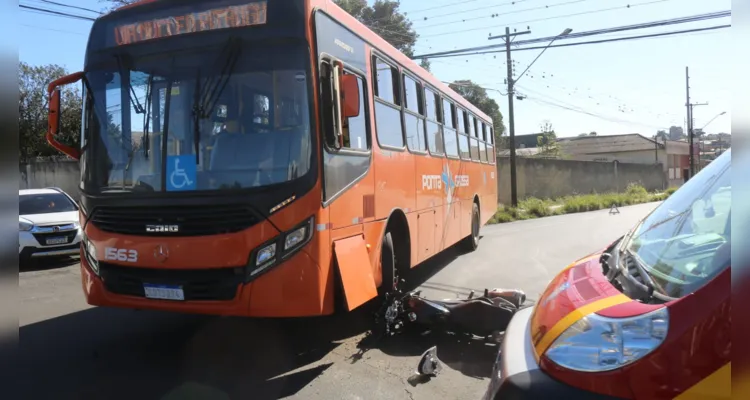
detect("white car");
top-left (19, 188), bottom-right (82, 263)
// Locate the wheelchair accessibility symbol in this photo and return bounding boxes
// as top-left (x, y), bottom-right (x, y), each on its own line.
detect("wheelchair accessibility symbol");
top-left (166, 155), bottom-right (197, 191)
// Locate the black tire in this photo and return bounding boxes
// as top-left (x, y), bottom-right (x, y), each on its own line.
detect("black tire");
top-left (378, 232), bottom-right (397, 297)
top-left (461, 202), bottom-right (480, 252)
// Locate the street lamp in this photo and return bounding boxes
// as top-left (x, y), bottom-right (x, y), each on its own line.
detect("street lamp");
top-left (700, 111), bottom-right (726, 131)
top-left (504, 27), bottom-right (572, 206)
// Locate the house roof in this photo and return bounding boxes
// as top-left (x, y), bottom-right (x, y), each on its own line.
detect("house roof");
top-left (557, 133), bottom-right (663, 154)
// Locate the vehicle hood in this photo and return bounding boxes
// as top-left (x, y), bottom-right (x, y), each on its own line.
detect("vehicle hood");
top-left (529, 251), bottom-right (634, 357)
top-left (20, 211), bottom-right (79, 227)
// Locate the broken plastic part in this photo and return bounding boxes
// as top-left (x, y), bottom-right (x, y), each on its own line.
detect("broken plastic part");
top-left (416, 346), bottom-right (443, 376)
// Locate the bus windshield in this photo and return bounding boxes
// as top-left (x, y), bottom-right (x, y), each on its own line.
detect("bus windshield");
top-left (82, 41), bottom-right (312, 194)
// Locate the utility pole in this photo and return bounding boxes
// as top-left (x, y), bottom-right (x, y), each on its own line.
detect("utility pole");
top-left (494, 27), bottom-right (531, 206)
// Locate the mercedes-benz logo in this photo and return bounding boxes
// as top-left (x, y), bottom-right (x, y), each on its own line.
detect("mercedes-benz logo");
top-left (53, 226), bottom-right (60, 232)
top-left (154, 244), bottom-right (170, 263)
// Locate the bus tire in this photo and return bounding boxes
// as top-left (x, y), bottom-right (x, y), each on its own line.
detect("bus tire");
top-left (461, 202), bottom-right (480, 252)
top-left (378, 231), bottom-right (397, 297)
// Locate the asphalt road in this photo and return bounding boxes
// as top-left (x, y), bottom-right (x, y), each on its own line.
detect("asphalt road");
top-left (19, 202), bottom-right (660, 400)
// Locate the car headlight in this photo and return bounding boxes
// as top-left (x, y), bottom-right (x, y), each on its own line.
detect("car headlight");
top-left (545, 307), bottom-right (669, 372)
top-left (19, 219), bottom-right (33, 231)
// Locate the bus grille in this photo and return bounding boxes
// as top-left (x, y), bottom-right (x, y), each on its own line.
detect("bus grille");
top-left (99, 263), bottom-right (244, 301)
top-left (89, 205), bottom-right (260, 236)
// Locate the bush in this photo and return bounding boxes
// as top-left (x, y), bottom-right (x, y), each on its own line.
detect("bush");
top-left (625, 182), bottom-right (648, 197)
top-left (520, 198), bottom-right (553, 217)
top-left (665, 186), bottom-right (679, 195)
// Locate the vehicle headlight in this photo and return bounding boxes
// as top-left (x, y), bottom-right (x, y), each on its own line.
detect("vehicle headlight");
top-left (19, 219), bottom-right (33, 231)
top-left (545, 307), bottom-right (669, 372)
top-left (82, 235), bottom-right (99, 275)
top-left (256, 243), bottom-right (277, 267)
top-left (285, 225), bottom-right (308, 251)
top-left (245, 216), bottom-right (314, 282)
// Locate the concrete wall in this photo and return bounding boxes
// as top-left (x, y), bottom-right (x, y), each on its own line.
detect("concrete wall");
top-left (496, 157), bottom-right (665, 204)
top-left (20, 157), bottom-right (667, 206)
top-left (19, 159), bottom-right (81, 199)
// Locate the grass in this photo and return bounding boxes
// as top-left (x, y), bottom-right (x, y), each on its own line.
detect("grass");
top-left (489, 183), bottom-right (672, 224)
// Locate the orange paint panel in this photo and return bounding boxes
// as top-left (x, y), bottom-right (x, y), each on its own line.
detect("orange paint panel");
top-left (333, 234), bottom-right (378, 311)
top-left (416, 211), bottom-right (436, 263)
top-left (362, 219), bottom-right (388, 287)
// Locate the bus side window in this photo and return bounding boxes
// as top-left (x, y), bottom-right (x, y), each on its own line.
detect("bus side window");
top-left (340, 73), bottom-right (368, 150)
top-left (372, 56), bottom-right (404, 148)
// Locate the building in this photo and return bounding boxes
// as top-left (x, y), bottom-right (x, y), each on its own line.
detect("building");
top-left (556, 133), bottom-right (691, 188)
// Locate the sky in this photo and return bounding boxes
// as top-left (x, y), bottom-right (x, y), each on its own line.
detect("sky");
top-left (17, 0), bottom-right (732, 138)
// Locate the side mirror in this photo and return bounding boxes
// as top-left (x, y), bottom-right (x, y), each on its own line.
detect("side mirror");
top-left (340, 74), bottom-right (360, 119)
top-left (47, 72), bottom-right (85, 160)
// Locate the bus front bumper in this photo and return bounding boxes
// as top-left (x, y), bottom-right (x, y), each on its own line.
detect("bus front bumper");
top-left (79, 249), bottom-right (331, 317)
top-left (483, 306), bottom-right (621, 400)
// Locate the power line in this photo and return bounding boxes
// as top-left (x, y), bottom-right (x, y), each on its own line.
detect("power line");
top-left (22, 23), bottom-right (89, 36)
top-left (422, 24), bottom-right (730, 59)
top-left (420, 0), bottom-right (671, 38)
top-left (413, 9), bottom-right (730, 59)
top-left (404, 0), bottom-right (529, 16)
top-left (37, 0), bottom-right (103, 15)
top-left (414, 0), bottom-right (591, 29)
top-left (19, 4), bottom-right (96, 21)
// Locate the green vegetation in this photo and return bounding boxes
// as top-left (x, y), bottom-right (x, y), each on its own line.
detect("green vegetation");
top-left (488, 184), bottom-right (672, 224)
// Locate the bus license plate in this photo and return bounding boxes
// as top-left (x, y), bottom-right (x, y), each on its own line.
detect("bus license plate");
top-left (46, 237), bottom-right (69, 245)
top-left (143, 284), bottom-right (185, 301)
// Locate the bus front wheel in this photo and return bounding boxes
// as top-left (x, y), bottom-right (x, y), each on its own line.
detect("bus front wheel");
top-left (378, 231), bottom-right (398, 297)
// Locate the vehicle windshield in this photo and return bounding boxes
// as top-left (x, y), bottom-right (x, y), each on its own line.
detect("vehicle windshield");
top-left (20, 193), bottom-right (78, 215)
top-left (81, 41), bottom-right (312, 194)
top-left (624, 149), bottom-right (731, 298)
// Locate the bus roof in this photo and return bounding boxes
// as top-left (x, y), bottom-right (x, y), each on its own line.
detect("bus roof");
top-left (317, 0), bottom-right (492, 124)
top-left (103, 0), bottom-right (493, 125)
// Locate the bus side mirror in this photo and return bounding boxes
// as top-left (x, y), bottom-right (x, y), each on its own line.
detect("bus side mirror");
top-left (340, 74), bottom-right (360, 119)
top-left (47, 72), bottom-right (85, 160)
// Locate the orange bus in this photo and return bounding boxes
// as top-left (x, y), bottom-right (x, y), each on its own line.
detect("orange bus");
top-left (45, 0), bottom-right (498, 317)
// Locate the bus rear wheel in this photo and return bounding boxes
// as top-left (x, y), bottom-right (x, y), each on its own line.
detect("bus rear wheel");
top-left (461, 202), bottom-right (480, 252)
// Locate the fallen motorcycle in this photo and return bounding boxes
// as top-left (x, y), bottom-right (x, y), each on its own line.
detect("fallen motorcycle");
top-left (377, 283), bottom-right (528, 343)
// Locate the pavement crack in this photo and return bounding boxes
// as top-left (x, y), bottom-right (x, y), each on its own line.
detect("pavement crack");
top-left (403, 386), bottom-right (415, 400)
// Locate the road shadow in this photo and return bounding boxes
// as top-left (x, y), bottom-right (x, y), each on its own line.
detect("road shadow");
top-left (19, 256), bottom-right (80, 273)
top-left (18, 299), bottom-right (381, 400)
top-left (18, 238), bottom-right (489, 399)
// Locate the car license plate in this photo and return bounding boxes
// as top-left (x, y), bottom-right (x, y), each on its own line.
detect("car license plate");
top-left (143, 284), bottom-right (185, 301)
top-left (46, 237), bottom-right (69, 245)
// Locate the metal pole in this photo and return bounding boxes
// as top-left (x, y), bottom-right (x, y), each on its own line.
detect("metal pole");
top-left (506, 27), bottom-right (518, 207)
top-left (685, 67), bottom-right (693, 180)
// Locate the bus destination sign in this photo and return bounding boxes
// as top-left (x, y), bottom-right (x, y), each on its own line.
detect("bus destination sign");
top-left (114, 1), bottom-right (267, 46)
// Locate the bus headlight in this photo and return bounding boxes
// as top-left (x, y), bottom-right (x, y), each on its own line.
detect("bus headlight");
top-left (246, 216), bottom-right (314, 282)
top-left (545, 307), bottom-right (669, 372)
top-left (284, 221), bottom-right (311, 251)
top-left (256, 243), bottom-right (277, 267)
top-left (82, 235), bottom-right (99, 275)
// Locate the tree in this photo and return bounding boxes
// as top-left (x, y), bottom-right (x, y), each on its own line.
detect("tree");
top-left (19, 62), bottom-right (82, 162)
top-left (448, 80), bottom-right (505, 143)
top-left (589, 131), bottom-right (597, 136)
top-left (99, 0), bottom-right (134, 9)
top-left (419, 58), bottom-right (431, 72)
top-left (335, 0), bottom-right (418, 57)
top-left (655, 130), bottom-right (668, 141)
top-left (536, 120), bottom-right (560, 157)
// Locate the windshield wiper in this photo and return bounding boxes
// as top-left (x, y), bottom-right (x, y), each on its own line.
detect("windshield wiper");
top-left (192, 38), bottom-right (242, 165)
